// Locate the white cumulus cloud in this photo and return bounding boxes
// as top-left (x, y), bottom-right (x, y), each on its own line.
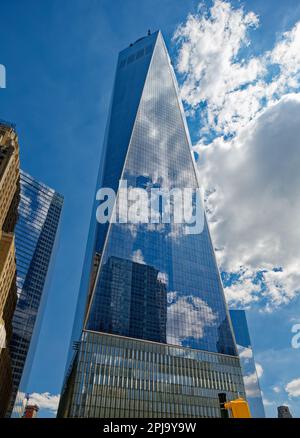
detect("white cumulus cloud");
top-left (285, 378), bottom-right (300, 398)
top-left (197, 95), bottom-right (300, 310)
top-left (237, 345), bottom-right (253, 360)
top-left (167, 295), bottom-right (217, 344)
top-left (173, 0), bottom-right (263, 135)
top-left (173, 0), bottom-right (300, 310)
top-left (28, 392), bottom-right (60, 415)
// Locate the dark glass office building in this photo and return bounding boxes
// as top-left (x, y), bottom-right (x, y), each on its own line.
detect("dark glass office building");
top-left (8, 170), bottom-right (63, 417)
top-left (229, 310), bottom-right (265, 418)
top-left (58, 31), bottom-right (245, 418)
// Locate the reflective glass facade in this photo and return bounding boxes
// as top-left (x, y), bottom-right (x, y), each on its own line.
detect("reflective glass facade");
top-left (8, 170), bottom-right (63, 417)
top-left (87, 31), bottom-right (237, 355)
top-left (229, 310), bottom-right (265, 418)
top-left (59, 31), bottom-right (245, 417)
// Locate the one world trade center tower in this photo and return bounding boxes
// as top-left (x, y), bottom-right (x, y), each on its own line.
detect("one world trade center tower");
top-left (58, 31), bottom-right (245, 418)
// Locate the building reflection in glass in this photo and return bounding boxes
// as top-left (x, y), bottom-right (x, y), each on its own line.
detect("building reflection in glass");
top-left (91, 256), bottom-right (167, 343)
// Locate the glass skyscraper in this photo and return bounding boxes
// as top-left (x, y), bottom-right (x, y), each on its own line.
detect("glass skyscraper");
top-left (229, 310), bottom-right (265, 418)
top-left (58, 30), bottom-right (245, 418)
top-left (7, 170), bottom-right (63, 417)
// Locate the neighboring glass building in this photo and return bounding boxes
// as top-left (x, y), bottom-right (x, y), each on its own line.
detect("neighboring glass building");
top-left (58, 31), bottom-right (245, 418)
top-left (7, 170), bottom-right (63, 417)
top-left (229, 310), bottom-right (265, 418)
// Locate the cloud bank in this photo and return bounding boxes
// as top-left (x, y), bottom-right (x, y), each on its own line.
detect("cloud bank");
top-left (174, 0), bottom-right (300, 310)
top-left (285, 378), bottom-right (300, 398)
top-left (29, 392), bottom-right (60, 415)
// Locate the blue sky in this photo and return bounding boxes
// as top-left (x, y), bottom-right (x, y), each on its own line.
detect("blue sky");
top-left (1, 0), bottom-right (300, 418)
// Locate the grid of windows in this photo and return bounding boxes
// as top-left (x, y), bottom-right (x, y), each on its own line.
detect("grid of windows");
top-left (60, 331), bottom-right (245, 418)
top-left (8, 170), bottom-right (63, 417)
